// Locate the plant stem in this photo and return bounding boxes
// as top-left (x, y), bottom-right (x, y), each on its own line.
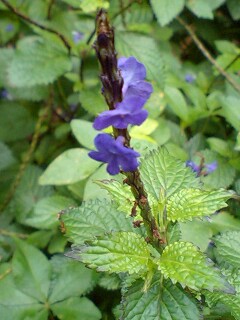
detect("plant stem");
top-left (94, 9), bottom-right (160, 244)
top-left (0, 0), bottom-right (71, 53)
top-left (177, 17), bottom-right (240, 93)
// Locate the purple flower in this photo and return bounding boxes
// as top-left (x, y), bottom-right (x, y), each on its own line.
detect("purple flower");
top-left (89, 133), bottom-right (140, 175)
top-left (185, 74), bottom-right (195, 83)
top-left (205, 161), bottom-right (217, 174)
top-left (5, 24), bottom-right (14, 32)
top-left (93, 56), bottom-right (153, 130)
top-left (186, 160), bottom-right (201, 175)
top-left (72, 31), bottom-right (84, 44)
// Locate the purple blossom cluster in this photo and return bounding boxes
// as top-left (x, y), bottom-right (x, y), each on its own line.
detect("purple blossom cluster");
top-left (186, 160), bottom-right (217, 176)
top-left (89, 56), bottom-right (153, 175)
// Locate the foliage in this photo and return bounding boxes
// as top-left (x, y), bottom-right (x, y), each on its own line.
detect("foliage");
top-left (0, 0), bottom-right (240, 319)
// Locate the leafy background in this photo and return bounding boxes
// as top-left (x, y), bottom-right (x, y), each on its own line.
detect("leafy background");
top-left (0, 0), bottom-right (240, 319)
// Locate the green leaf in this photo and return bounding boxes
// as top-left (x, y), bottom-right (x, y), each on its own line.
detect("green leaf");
top-left (98, 273), bottom-right (121, 290)
top-left (121, 276), bottom-right (200, 320)
top-left (213, 231), bottom-right (240, 268)
top-left (227, 0), bottom-right (240, 20)
top-left (206, 291), bottom-right (240, 320)
top-left (186, 0), bottom-right (225, 19)
top-left (39, 148), bottom-right (100, 185)
top-left (95, 180), bottom-right (136, 215)
top-left (140, 148), bottom-right (199, 202)
top-left (0, 141), bottom-right (16, 171)
top-left (51, 297), bottom-right (101, 320)
top-left (164, 86), bottom-right (189, 122)
top-left (167, 188), bottom-right (230, 222)
top-left (49, 256), bottom-right (98, 303)
top-left (12, 239), bottom-right (51, 302)
top-left (12, 165), bottom-right (52, 223)
top-left (150, 0), bottom-right (185, 26)
top-left (157, 241), bottom-right (234, 293)
top-left (80, 87), bottom-right (106, 116)
top-left (0, 102), bottom-right (34, 142)
top-left (207, 137), bottom-right (233, 158)
top-left (116, 31), bottom-right (165, 88)
top-left (8, 37), bottom-right (71, 87)
top-left (220, 95), bottom-right (240, 131)
top-left (72, 232), bottom-right (152, 274)
top-left (25, 195), bottom-right (77, 229)
top-left (59, 200), bottom-right (137, 245)
top-left (0, 48), bottom-right (14, 86)
top-left (70, 119), bottom-right (97, 150)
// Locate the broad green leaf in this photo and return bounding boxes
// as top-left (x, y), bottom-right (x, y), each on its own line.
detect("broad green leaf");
top-left (167, 188), bottom-right (230, 222)
top-left (49, 256), bottom-right (98, 303)
top-left (39, 148), bottom-right (100, 185)
top-left (59, 200), bottom-right (137, 245)
top-left (186, 0), bottom-right (225, 19)
top-left (140, 148), bottom-right (199, 201)
top-left (72, 232), bottom-right (151, 274)
top-left (0, 102), bottom-right (34, 142)
top-left (8, 37), bottom-right (71, 87)
top-left (95, 180), bottom-right (136, 214)
top-left (51, 297), bottom-right (101, 320)
top-left (165, 86), bottom-right (189, 122)
top-left (0, 141), bottom-right (16, 171)
top-left (213, 231), bottom-right (240, 268)
top-left (8, 85), bottom-right (49, 102)
top-left (25, 195), bottom-right (76, 229)
top-left (227, 0), bottom-right (240, 20)
top-left (206, 291), bottom-right (240, 320)
top-left (157, 241), bottom-right (234, 293)
top-left (12, 165), bottom-right (52, 223)
top-left (116, 31), bottom-right (165, 88)
top-left (150, 0), bottom-right (185, 26)
top-left (122, 276), bottom-right (200, 320)
top-left (12, 239), bottom-right (51, 302)
top-left (210, 212), bottom-right (240, 233)
top-left (70, 119), bottom-right (97, 150)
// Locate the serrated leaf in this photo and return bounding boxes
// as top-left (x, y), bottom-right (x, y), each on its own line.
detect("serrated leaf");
top-left (39, 148), bottom-right (100, 185)
top-left (98, 273), bottom-right (121, 290)
top-left (121, 276), bottom-right (200, 320)
top-left (213, 231), bottom-right (240, 268)
top-left (206, 291), bottom-right (240, 320)
top-left (8, 37), bottom-right (71, 87)
top-left (51, 297), bottom-right (101, 320)
top-left (72, 232), bottom-right (151, 274)
top-left (157, 241), bottom-right (234, 293)
top-left (116, 31), bottom-right (165, 88)
top-left (60, 200), bottom-right (137, 245)
top-left (12, 239), bottom-right (51, 302)
top-left (140, 148), bottom-right (199, 202)
top-left (167, 188), bottom-right (230, 222)
top-left (150, 0), bottom-right (185, 26)
top-left (49, 256), bottom-right (98, 303)
top-left (95, 180), bottom-right (135, 214)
